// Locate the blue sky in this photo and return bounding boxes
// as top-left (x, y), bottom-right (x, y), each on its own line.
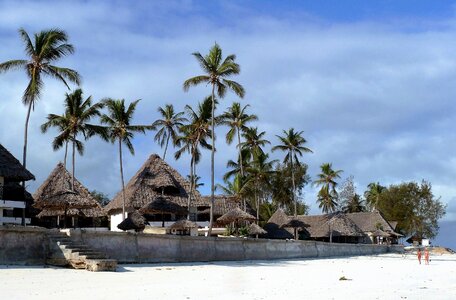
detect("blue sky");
top-left (1, 0), bottom-right (456, 231)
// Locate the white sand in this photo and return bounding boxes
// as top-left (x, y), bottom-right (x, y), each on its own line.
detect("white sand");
top-left (1, 254), bottom-right (455, 300)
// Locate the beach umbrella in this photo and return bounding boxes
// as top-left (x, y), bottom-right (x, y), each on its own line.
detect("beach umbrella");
top-left (248, 223), bottom-right (267, 238)
top-left (117, 211), bottom-right (147, 232)
top-left (280, 217), bottom-right (308, 240)
top-left (217, 207), bottom-right (256, 236)
top-left (139, 195), bottom-right (187, 227)
top-left (169, 219), bottom-right (198, 235)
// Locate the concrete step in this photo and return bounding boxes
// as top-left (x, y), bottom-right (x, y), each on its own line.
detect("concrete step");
top-left (85, 259), bottom-right (117, 272)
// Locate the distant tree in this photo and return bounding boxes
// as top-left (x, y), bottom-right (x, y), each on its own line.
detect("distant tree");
top-left (313, 163), bottom-right (343, 213)
top-left (376, 180), bottom-right (446, 239)
top-left (338, 176), bottom-right (366, 213)
top-left (364, 182), bottom-right (386, 211)
top-left (151, 104), bottom-right (187, 160)
top-left (241, 127), bottom-right (270, 159)
top-left (90, 190), bottom-right (110, 206)
top-left (184, 43), bottom-right (245, 235)
top-left (342, 194), bottom-right (365, 213)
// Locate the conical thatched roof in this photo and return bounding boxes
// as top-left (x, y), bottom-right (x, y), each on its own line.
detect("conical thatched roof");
top-left (169, 219), bottom-right (198, 230)
top-left (117, 211), bottom-right (147, 232)
top-left (280, 217), bottom-right (308, 229)
top-left (248, 223), bottom-right (267, 235)
top-left (33, 163), bottom-right (103, 216)
top-left (105, 154), bottom-right (204, 214)
top-left (139, 195), bottom-right (187, 214)
top-left (0, 144), bottom-right (35, 181)
top-left (199, 195), bottom-right (256, 217)
top-left (264, 209), bottom-right (294, 239)
top-left (217, 207), bottom-right (256, 224)
top-left (312, 213), bottom-right (364, 238)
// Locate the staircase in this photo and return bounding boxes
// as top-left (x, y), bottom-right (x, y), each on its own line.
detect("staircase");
top-left (47, 230), bottom-right (117, 272)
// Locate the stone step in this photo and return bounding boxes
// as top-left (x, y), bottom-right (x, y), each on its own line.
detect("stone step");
top-left (85, 259), bottom-right (117, 272)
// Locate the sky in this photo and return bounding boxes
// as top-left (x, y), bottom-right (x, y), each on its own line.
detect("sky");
top-left (1, 0), bottom-right (456, 238)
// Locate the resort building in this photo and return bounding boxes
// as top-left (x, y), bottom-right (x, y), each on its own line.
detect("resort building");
top-left (105, 154), bottom-right (208, 231)
top-left (33, 163), bottom-right (105, 228)
top-left (265, 209), bottom-right (401, 244)
top-left (0, 143), bottom-right (35, 225)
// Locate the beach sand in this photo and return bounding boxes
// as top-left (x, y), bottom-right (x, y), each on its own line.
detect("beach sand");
top-left (1, 253), bottom-right (455, 300)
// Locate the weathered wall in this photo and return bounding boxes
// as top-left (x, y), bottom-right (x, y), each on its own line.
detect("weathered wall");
top-left (0, 226), bottom-right (48, 265)
top-left (70, 229), bottom-right (403, 264)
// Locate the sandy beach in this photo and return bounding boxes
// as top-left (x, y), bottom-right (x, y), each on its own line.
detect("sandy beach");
top-left (1, 253), bottom-right (455, 300)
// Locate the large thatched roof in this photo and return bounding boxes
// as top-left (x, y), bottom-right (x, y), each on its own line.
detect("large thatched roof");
top-left (305, 213), bottom-right (364, 238)
top-left (105, 154), bottom-right (204, 214)
top-left (0, 144), bottom-right (35, 181)
top-left (139, 195), bottom-right (187, 214)
top-left (217, 207), bottom-right (256, 224)
top-left (346, 211), bottom-right (395, 233)
top-left (263, 209), bottom-right (294, 239)
top-left (33, 163), bottom-right (103, 216)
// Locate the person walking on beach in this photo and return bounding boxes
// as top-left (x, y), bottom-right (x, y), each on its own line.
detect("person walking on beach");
top-left (424, 248), bottom-right (430, 265)
top-left (417, 248), bottom-right (422, 264)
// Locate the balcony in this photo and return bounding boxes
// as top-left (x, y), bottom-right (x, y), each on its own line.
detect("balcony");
top-left (0, 199), bottom-right (26, 209)
top-left (0, 216), bottom-right (31, 225)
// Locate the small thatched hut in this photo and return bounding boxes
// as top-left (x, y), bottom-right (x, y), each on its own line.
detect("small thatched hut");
top-left (117, 211), bottom-right (147, 232)
top-left (105, 154), bottom-right (207, 230)
top-left (248, 223), bottom-right (267, 237)
top-left (168, 219), bottom-right (198, 236)
top-left (0, 143), bottom-right (35, 225)
top-left (33, 163), bottom-right (105, 228)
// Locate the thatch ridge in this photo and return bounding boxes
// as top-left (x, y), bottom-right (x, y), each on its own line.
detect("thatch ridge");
top-left (0, 143), bottom-right (35, 181)
top-left (105, 154), bottom-right (203, 214)
top-left (200, 195), bottom-right (255, 217)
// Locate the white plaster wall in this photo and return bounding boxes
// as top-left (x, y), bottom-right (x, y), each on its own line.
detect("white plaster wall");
top-left (110, 212), bottom-right (125, 231)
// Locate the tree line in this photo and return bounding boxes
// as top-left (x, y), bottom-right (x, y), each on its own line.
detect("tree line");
top-left (0, 28), bottom-right (446, 238)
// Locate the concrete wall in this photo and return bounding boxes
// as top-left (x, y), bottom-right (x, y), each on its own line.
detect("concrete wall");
top-left (0, 226), bottom-right (48, 265)
top-left (70, 229), bottom-right (403, 264)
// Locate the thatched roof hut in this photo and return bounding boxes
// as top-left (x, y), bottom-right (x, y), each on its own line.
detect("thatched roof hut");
top-left (217, 207), bottom-right (256, 225)
top-left (199, 195), bottom-right (256, 218)
top-left (248, 223), bottom-right (267, 236)
top-left (263, 209), bottom-right (294, 239)
top-left (117, 211), bottom-right (147, 232)
top-left (169, 219), bottom-right (198, 230)
top-left (105, 154), bottom-right (205, 214)
top-left (33, 163), bottom-right (104, 217)
top-left (0, 143), bottom-right (35, 181)
top-left (139, 195), bottom-right (187, 214)
top-left (346, 211), bottom-right (395, 233)
top-left (310, 213), bottom-right (364, 238)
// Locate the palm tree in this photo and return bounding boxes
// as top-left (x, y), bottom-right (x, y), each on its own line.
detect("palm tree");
top-left (342, 194), bottom-right (366, 213)
top-left (41, 89), bottom-right (103, 190)
top-left (313, 163), bottom-right (343, 213)
top-left (241, 127), bottom-right (270, 159)
top-left (0, 28), bottom-right (80, 225)
top-left (175, 97), bottom-right (213, 220)
top-left (364, 182), bottom-right (385, 211)
top-left (183, 43), bottom-right (245, 235)
top-left (220, 102), bottom-right (257, 177)
top-left (99, 99), bottom-right (149, 220)
top-left (151, 104), bottom-right (187, 160)
top-left (272, 128), bottom-right (312, 217)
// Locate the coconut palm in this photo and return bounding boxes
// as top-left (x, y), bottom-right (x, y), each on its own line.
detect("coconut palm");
top-left (364, 182), bottom-right (385, 211)
top-left (220, 102), bottom-right (257, 177)
top-left (151, 104), bottom-right (187, 160)
top-left (240, 127), bottom-right (270, 159)
top-left (183, 43), bottom-right (245, 235)
top-left (0, 28), bottom-right (80, 171)
top-left (175, 97), bottom-right (213, 219)
top-left (41, 89), bottom-right (104, 190)
top-left (313, 163), bottom-right (343, 213)
top-left (99, 99), bottom-right (149, 220)
top-left (342, 194), bottom-right (366, 213)
top-left (272, 128), bottom-right (312, 217)
top-left (0, 28), bottom-right (80, 225)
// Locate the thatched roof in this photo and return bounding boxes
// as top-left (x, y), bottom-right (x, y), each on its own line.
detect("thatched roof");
top-left (281, 217), bottom-right (308, 229)
top-left (117, 211), bottom-right (147, 232)
top-left (1, 181), bottom-right (33, 201)
top-left (308, 213), bottom-right (364, 238)
top-left (346, 211), bottom-right (395, 233)
top-left (169, 219), bottom-right (198, 230)
top-left (36, 205), bottom-right (105, 218)
top-left (33, 163), bottom-right (103, 215)
top-left (199, 195), bottom-right (256, 216)
top-left (105, 154), bottom-right (204, 214)
top-left (217, 207), bottom-right (256, 224)
top-left (248, 223), bottom-right (267, 235)
top-left (139, 195), bottom-right (187, 214)
top-left (263, 209), bottom-right (294, 239)
top-left (0, 144), bottom-right (35, 181)
top-left (372, 229), bottom-right (391, 237)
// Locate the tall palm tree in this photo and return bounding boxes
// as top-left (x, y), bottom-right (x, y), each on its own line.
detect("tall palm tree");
top-left (342, 194), bottom-right (366, 213)
top-left (240, 127), bottom-right (270, 159)
top-left (175, 97), bottom-right (213, 220)
top-left (313, 163), bottom-right (343, 213)
top-left (183, 43), bottom-right (245, 235)
top-left (364, 182), bottom-right (385, 211)
top-left (0, 28), bottom-right (80, 225)
top-left (272, 128), bottom-right (312, 217)
top-left (41, 89), bottom-right (103, 190)
top-left (99, 99), bottom-right (149, 220)
top-left (220, 102), bottom-right (257, 177)
top-left (151, 104), bottom-right (187, 160)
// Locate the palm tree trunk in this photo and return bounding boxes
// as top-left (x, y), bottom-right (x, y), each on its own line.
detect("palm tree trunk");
top-left (187, 147), bottom-right (195, 221)
top-left (163, 134), bottom-right (170, 160)
top-left (193, 156), bottom-right (198, 222)
top-left (237, 129), bottom-right (246, 211)
top-left (63, 141), bottom-right (68, 170)
top-left (208, 84), bottom-right (216, 236)
top-left (21, 101), bottom-right (33, 226)
top-left (119, 138), bottom-right (126, 221)
top-left (71, 134), bottom-right (75, 191)
top-left (291, 150), bottom-right (297, 217)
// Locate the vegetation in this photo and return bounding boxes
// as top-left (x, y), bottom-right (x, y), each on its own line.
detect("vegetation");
top-left (314, 163), bottom-right (343, 213)
top-left (339, 176), bottom-right (366, 213)
top-left (183, 43), bottom-right (245, 235)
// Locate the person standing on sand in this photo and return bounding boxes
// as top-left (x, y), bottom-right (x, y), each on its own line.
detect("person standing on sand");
top-left (417, 248), bottom-right (422, 264)
top-left (424, 248), bottom-right (430, 265)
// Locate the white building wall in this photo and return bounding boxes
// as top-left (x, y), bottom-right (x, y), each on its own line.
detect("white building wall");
top-left (110, 212), bottom-right (125, 231)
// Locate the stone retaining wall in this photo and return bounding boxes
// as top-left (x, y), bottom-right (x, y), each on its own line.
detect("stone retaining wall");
top-left (0, 226), bottom-right (48, 265)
